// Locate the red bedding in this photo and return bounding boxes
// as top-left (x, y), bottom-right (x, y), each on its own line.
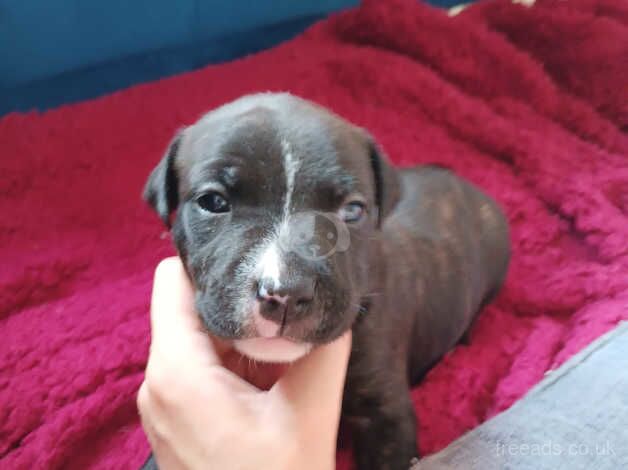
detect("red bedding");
top-left (1, 0), bottom-right (627, 468)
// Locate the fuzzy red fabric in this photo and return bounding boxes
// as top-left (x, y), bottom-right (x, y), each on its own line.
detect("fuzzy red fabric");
top-left (1, 0), bottom-right (627, 468)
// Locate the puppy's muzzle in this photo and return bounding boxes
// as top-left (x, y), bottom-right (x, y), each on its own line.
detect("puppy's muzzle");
top-left (255, 276), bottom-right (315, 329)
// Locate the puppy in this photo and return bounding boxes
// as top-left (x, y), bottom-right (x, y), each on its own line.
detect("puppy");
top-left (141, 93), bottom-right (510, 469)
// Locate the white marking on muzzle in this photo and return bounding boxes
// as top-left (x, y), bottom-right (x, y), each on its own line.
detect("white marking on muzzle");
top-left (259, 241), bottom-right (282, 289)
top-left (255, 139), bottom-right (301, 290)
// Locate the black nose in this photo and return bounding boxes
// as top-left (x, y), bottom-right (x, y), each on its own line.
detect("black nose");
top-left (256, 277), bottom-right (315, 324)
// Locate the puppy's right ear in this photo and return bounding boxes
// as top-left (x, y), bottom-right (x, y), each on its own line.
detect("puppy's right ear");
top-left (143, 131), bottom-right (184, 228)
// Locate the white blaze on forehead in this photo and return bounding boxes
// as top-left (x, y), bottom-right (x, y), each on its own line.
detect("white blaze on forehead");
top-left (255, 138), bottom-right (300, 289)
top-left (281, 138), bottom-right (299, 220)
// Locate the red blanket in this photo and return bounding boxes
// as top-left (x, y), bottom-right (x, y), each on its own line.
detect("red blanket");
top-left (1, 0), bottom-right (627, 468)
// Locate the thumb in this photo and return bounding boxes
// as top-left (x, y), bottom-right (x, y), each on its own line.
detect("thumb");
top-left (149, 257), bottom-right (229, 366)
top-left (271, 331), bottom-right (352, 422)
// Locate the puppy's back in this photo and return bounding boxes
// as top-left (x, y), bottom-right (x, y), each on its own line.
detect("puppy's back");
top-left (382, 165), bottom-right (510, 380)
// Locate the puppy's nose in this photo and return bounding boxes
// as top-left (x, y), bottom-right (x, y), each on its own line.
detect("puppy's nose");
top-left (256, 278), bottom-right (315, 324)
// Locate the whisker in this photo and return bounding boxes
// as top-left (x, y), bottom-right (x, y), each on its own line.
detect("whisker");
top-left (362, 292), bottom-right (383, 298)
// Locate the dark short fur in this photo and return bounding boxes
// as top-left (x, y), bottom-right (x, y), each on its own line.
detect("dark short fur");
top-left (141, 93), bottom-right (510, 470)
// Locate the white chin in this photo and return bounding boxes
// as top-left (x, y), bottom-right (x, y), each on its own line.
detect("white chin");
top-left (233, 337), bottom-right (312, 363)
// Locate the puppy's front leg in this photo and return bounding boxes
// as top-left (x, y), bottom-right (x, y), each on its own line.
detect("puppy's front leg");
top-left (344, 363), bottom-right (418, 469)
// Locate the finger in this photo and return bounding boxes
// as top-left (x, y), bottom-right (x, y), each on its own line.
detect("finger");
top-left (149, 257), bottom-right (221, 364)
top-left (271, 331), bottom-right (352, 419)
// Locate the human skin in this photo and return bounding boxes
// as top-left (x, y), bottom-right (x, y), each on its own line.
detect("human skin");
top-left (137, 257), bottom-right (352, 470)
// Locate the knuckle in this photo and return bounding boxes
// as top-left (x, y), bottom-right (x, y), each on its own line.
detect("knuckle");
top-left (143, 360), bottom-right (181, 404)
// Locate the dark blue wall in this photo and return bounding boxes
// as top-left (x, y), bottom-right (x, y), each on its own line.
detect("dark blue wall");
top-left (0, 0), bottom-right (466, 116)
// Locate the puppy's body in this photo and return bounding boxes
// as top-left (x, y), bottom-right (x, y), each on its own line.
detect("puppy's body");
top-left (141, 93), bottom-right (509, 469)
top-left (344, 166), bottom-right (509, 469)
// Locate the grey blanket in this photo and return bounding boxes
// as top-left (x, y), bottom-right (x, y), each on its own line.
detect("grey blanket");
top-left (414, 322), bottom-right (628, 470)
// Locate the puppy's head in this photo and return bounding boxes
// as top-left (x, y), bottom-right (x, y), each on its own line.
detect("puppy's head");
top-left (144, 93), bottom-right (399, 362)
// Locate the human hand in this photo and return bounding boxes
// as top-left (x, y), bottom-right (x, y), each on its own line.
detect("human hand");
top-left (137, 257), bottom-right (352, 470)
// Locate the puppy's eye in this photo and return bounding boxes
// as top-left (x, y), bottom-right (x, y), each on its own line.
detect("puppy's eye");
top-left (196, 192), bottom-right (230, 213)
top-left (339, 201), bottom-right (365, 223)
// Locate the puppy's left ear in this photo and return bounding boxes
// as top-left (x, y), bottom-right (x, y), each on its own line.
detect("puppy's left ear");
top-left (368, 138), bottom-right (401, 227)
top-left (143, 130), bottom-right (184, 228)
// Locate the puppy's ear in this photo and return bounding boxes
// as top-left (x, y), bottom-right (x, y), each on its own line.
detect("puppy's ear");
top-left (143, 131), bottom-right (184, 228)
top-left (368, 139), bottom-right (400, 226)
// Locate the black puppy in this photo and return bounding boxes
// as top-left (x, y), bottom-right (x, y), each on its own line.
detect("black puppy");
top-left (141, 93), bottom-right (510, 469)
